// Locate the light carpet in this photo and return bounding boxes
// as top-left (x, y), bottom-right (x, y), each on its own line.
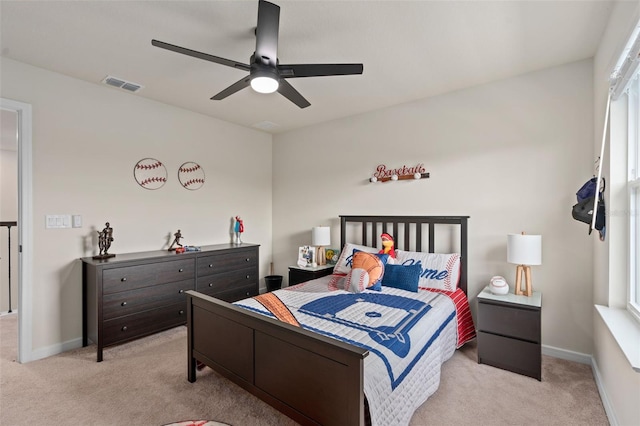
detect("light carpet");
top-left (0, 313), bottom-right (608, 425)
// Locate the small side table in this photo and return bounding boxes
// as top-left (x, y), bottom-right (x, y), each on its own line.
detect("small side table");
top-left (288, 264), bottom-right (334, 286)
top-left (477, 286), bottom-right (542, 380)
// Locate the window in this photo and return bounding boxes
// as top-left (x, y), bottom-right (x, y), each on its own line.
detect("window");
top-left (630, 77), bottom-right (640, 318)
top-left (611, 23), bottom-right (640, 322)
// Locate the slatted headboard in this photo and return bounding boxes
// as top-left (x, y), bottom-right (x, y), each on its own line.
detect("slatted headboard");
top-left (339, 215), bottom-right (469, 295)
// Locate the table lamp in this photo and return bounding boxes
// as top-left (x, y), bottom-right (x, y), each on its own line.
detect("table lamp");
top-left (507, 233), bottom-right (542, 297)
top-left (312, 226), bottom-right (331, 266)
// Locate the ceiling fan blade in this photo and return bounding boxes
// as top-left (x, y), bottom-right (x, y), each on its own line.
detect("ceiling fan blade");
top-left (278, 63), bottom-right (364, 78)
top-left (211, 76), bottom-right (252, 100)
top-left (255, 0), bottom-right (279, 67)
top-left (152, 39), bottom-right (251, 72)
top-left (277, 80), bottom-right (310, 109)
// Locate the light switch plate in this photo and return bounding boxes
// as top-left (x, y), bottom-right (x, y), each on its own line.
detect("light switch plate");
top-left (72, 215), bottom-right (82, 228)
top-left (46, 214), bottom-right (72, 229)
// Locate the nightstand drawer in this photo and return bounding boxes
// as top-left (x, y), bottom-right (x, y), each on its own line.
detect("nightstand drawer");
top-left (289, 266), bottom-right (334, 286)
top-left (478, 302), bottom-right (540, 342)
top-left (477, 331), bottom-right (541, 380)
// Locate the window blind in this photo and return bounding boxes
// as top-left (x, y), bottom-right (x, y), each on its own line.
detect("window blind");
top-left (611, 23), bottom-right (640, 100)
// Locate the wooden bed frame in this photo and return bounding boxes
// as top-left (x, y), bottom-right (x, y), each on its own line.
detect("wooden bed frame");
top-left (186, 215), bottom-right (469, 426)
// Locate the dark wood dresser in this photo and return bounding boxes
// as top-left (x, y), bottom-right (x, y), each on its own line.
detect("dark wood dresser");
top-left (477, 286), bottom-right (542, 380)
top-left (82, 243), bottom-right (259, 361)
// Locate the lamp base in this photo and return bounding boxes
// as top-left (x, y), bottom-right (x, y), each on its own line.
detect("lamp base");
top-left (317, 246), bottom-right (326, 266)
top-left (514, 265), bottom-right (532, 296)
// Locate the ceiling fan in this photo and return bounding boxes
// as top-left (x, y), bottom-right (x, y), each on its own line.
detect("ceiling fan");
top-left (152, 0), bottom-right (363, 109)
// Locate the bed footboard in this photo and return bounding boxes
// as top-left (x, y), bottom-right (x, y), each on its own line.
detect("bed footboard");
top-left (186, 290), bottom-right (369, 426)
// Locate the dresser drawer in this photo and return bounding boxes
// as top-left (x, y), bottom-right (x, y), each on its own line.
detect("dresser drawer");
top-left (103, 279), bottom-right (193, 320)
top-left (197, 248), bottom-right (258, 277)
top-left (477, 301), bottom-right (540, 342)
top-left (214, 284), bottom-right (259, 303)
top-left (477, 331), bottom-right (541, 380)
top-left (103, 258), bottom-right (195, 294)
top-left (103, 303), bottom-right (187, 346)
top-left (196, 268), bottom-right (257, 294)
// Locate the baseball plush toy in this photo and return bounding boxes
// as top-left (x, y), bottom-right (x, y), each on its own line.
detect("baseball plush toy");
top-left (379, 233), bottom-right (396, 259)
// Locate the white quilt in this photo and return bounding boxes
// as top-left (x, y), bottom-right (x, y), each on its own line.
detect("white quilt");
top-left (234, 276), bottom-right (458, 426)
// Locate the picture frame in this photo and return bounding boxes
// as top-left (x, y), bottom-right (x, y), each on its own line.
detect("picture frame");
top-left (324, 248), bottom-right (340, 265)
top-left (297, 245), bottom-right (316, 267)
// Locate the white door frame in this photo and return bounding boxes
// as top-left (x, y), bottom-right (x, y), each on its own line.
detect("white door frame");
top-left (1, 98), bottom-right (33, 363)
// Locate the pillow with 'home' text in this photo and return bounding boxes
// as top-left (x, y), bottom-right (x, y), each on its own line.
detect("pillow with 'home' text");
top-left (394, 250), bottom-right (460, 291)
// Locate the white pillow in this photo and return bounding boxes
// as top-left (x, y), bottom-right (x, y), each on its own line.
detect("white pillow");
top-left (333, 243), bottom-right (379, 275)
top-left (394, 250), bottom-right (460, 291)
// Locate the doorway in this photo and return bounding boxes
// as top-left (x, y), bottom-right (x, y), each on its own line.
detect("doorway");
top-left (1, 98), bottom-right (33, 363)
top-left (1, 109), bottom-right (18, 315)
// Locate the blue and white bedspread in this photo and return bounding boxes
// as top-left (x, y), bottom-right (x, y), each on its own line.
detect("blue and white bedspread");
top-left (234, 276), bottom-right (459, 426)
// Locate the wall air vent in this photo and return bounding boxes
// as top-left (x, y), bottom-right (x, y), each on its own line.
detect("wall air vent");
top-left (101, 75), bottom-right (143, 93)
top-left (252, 121), bottom-right (279, 131)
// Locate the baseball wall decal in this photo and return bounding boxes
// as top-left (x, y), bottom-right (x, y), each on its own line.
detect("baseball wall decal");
top-left (134, 158), bottom-right (167, 190)
top-left (178, 161), bottom-right (205, 190)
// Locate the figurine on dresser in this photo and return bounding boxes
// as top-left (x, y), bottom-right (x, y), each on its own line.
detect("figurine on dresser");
top-left (234, 216), bottom-right (244, 244)
top-left (93, 222), bottom-right (115, 259)
top-left (169, 229), bottom-right (184, 251)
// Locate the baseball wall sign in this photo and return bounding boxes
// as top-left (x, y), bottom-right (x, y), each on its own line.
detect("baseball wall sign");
top-left (134, 158), bottom-right (167, 190)
top-left (178, 161), bottom-right (205, 190)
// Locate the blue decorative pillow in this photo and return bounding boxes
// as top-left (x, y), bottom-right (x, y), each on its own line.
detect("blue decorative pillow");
top-left (381, 263), bottom-right (421, 292)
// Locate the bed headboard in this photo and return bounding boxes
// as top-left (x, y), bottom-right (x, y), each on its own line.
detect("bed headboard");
top-left (339, 215), bottom-right (469, 295)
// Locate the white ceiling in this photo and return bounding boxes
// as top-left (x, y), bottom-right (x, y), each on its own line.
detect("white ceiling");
top-left (0, 0), bottom-right (613, 134)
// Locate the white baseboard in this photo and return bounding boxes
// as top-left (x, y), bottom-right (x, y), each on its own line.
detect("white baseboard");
top-left (591, 356), bottom-right (619, 426)
top-left (542, 344), bottom-right (592, 365)
top-left (29, 337), bottom-right (83, 362)
top-left (542, 344), bottom-right (617, 426)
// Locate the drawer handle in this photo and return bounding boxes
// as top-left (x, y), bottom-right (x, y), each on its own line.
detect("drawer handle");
top-left (179, 310), bottom-right (184, 315)
top-left (246, 291), bottom-right (250, 296)
top-left (121, 277), bottom-right (127, 282)
top-left (208, 283), bottom-right (213, 287)
top-left (121, 326), bottom-right (128, 331)
top-left (245, 258), bottom-right (250, 262)
top-left (208, 264), bottom-right (213, 268)
top-left (121, 301), bottom-right (127, 307)
top-left (246, 275), bottom-right (250, 279)
top-left (179, 268), bottom-right (184, 272)
top-left (178, 289), bottom-right (184, 294)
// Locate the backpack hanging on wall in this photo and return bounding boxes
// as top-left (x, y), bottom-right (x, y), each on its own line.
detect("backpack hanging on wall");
top-left (572, 177), bottom-right (605, 236)
top-left (571, 91), bottom-right (610, 241)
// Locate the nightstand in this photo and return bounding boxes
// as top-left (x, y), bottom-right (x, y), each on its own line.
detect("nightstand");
top-left (288, 264), bottom-right (334, 286)
top-left (477, 286), bottom-right (542, 380)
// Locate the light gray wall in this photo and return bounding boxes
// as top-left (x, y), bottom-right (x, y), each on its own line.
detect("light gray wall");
top-left (593, 1), bottom-right (640, 425)
top-left (273, 60), bottom-right (595, 355)
top-left (0, 58), bottom-right (272, 354)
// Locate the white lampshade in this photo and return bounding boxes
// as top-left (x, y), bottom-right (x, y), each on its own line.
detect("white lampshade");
top-left (507, 234), bottom-right (542, 265)
top-left (311, 226), bottom-right (331, 247)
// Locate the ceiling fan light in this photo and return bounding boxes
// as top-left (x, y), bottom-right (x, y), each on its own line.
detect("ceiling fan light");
top-left (251, 76), bottom-right (279, 94)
